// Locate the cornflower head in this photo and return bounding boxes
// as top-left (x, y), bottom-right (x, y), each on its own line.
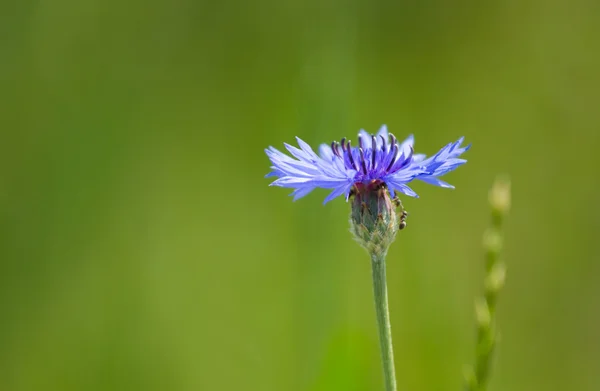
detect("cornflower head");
top-left (265, 125), bottom-right (470, 255)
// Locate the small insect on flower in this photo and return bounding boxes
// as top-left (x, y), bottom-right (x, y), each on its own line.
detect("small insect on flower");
top-left (391, 196), bottom-right (408, 230)
top-left (266, 125), bottom-right (470, 253)
top-left (399, 210), bottom-right (409, 230)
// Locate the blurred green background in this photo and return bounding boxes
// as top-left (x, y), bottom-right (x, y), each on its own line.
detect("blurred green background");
top-left (1, 0), bottom-right (599, 390)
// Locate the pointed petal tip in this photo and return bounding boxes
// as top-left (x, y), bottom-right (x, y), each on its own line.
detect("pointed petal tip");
top-left (322, 194), bottom-right (336, 205)
top-left (455, 137), bottom-right (471, 152)
top-left (295, 136), bottom-right (310, 147)
top-left (294, 136), bottom-right (308, 149)
top-left (377, 124), bottom-right (389, 138)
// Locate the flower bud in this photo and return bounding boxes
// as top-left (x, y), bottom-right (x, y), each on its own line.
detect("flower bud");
top-left (349, 180), bottom-right (401, 257)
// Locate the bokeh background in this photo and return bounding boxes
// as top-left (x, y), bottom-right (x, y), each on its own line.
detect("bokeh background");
top-left (2, 0), bottom-right (599, 390)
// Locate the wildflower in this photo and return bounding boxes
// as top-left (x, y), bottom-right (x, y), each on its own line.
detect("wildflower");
top-left (266, 125), bottom-right (472, 390)
top-left (265, 125), bottom-right (469, 204)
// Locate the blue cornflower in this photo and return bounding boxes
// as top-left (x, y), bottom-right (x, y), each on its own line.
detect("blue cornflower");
top-left (265, 125), bottom-right (470, 204)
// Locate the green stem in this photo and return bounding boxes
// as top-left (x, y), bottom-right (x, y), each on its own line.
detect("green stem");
top-left (464, 177), bottom-right (510, 391)
top-left (371, 253), bottom-right (397, 391)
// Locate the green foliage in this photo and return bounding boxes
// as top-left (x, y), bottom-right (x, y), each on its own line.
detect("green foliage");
top-left (1, 1), bottom-right (599, 391)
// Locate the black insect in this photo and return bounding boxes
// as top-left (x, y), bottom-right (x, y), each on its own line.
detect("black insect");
top-left (398, 210), bottom-right (408, 230)
top-left (391, 196), bottom-right (409, 230)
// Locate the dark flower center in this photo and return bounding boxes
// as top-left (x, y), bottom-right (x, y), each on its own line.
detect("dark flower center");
top-left (330, 133), bottom-right (412, 177)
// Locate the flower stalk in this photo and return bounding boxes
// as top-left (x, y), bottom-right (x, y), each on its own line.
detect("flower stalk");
top-left (464, 177), bottom-right (510, 391)
top-left (371, 252), bottom-right (398, 391)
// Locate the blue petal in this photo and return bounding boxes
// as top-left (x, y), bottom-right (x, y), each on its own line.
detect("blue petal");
top-left (319, 143), bottom-right (334, 161)
top-left (265, 169), bottom-right (283, 178)
top-left (395, 184), bottom-right (419, 198)
top-left (267, 147), bottom-right (320, 175)
top-left (409, 136), bottom-right (469, 178)
top-left (290, 186), bottom-right (315, 201)
top-left (387, 181), bottom-right (419, 198)
top-left (376, 125), bottom-right (389, 141)
top-left (284, 142), bottom-right (312, 162)
top-left (417, 176), bottom-right (455, 189)
top-left (389, 142), bottom-right (414, 173)
top-left (295, 137), bottom-right (320, 161)
top-left (309, 178), bottom-right (354, 189)
top-left (412, 153), bottom-right (426, 163)
top-left (358, 129), bottom-right (371, 145)
top-left (269, 177), bottom-right (313, 187)
top-left (323, 183), bottom-right (353, 204)
top-left (398, 134), bottom-right (414, 157)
